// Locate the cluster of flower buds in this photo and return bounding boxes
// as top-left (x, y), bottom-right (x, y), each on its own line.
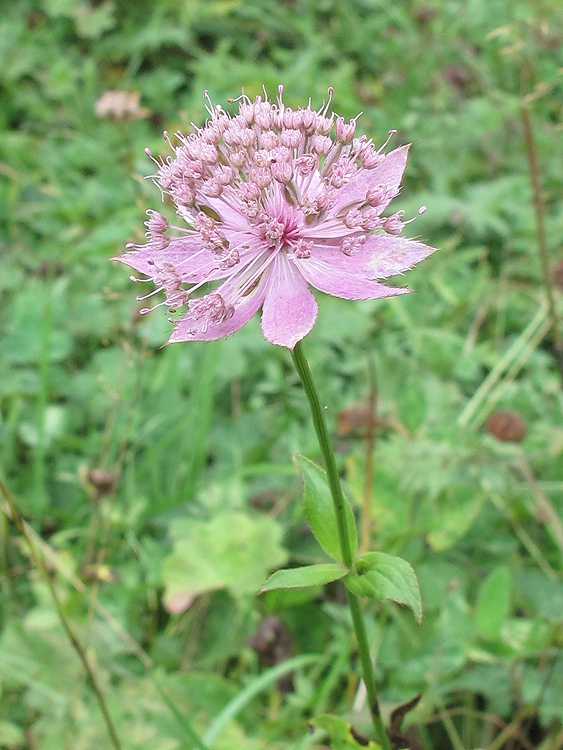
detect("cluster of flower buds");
top-left (144, 86), bottom-right (399, 242)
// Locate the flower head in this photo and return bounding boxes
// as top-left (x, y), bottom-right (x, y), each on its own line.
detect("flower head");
top-left (116, 87), bottom-right (434, 349)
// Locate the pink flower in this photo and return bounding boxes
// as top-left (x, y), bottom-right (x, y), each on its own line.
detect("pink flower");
top-left (116, 87), bottom-right (435, 349)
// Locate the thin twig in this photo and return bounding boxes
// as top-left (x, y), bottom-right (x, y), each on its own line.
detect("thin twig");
top-left (470, 314), bottom-right (550, 429)
top-left (85, 498), bottom-right (114, 653)
top-left (521, 104), bottom-right (563, 384)
top-left (421, 707), bottom-right (535, 750)
top-left (0, 495), bottom-right (152, 667)
top-left (513, 457), bottom-right (563, 566)
top-left (1, 511), bottom-right (19, 606)
top-left (360, 358), bottom-right (377, 554)
top-left (482, 479), bottom-right (558, 580)
top-left (435, 696), bottom-right (465, 750)
top-left (485, 706), bottom-right (534, 750)
top-left (0, 478), bottom-right (123, 750)
top-left (463, 299), bottom-right (491, 356)
top-left (459, 304), bottom-right (548, 429)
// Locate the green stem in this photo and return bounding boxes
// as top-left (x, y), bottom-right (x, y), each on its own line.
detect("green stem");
top-left (520, 104), bottom-right (563, 384)
top-left (291, 341), bottom-right (391, 750)
top-left (0, 478), bottom-right (123, 750)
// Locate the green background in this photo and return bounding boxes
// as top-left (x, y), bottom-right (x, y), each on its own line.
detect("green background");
top-left (1, 0), bottom-right (563, 748)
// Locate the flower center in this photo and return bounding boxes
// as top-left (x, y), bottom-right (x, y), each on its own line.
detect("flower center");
top-left (260, 211), bottom-right (300, 250)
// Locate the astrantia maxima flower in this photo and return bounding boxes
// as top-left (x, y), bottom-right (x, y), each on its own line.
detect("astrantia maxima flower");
top-left (116, 87), bottom-right (434, 349)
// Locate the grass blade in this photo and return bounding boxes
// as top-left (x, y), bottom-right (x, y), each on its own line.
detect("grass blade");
top-left (153, 679), bottom-right (209, 750)
top-left (179, 340), bottom-right (222, 500)
top-left (203, 654), bottom-right (321, 746)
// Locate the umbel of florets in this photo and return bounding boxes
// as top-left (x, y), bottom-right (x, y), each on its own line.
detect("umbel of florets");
top-left (116, 86), bottom-right (434, 349)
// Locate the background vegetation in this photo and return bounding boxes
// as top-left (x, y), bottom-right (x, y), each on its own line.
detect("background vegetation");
top-left (1, 0), bottom-right (563, 748)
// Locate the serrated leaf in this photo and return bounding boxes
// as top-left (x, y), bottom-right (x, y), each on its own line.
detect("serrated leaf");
top-left (345, 552), bottom-right (422, 624)
top-left (162, 511), bottom-right (288, 613)
top-left (312, 714), bottom-right (382, 749)
top-left (293, 454), bottom-right (357, 563)
top-left (262, 563), bottom-right (347, 591)
top-left (476, 567), bottom-right (511, 638)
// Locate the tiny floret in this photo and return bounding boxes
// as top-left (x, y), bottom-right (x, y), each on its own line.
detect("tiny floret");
top-left (116, 88), bottom-right (435, 348)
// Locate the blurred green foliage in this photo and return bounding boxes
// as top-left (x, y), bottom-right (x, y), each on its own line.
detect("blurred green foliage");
top-left (1, 0), bottom-right (563, 748)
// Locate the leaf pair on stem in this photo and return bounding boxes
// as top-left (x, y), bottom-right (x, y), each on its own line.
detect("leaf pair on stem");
top-left (263, 454), bottom-right (422, 625)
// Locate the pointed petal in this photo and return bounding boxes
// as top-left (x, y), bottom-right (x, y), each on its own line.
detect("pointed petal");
top-left (261, 253), bottom-right (318, 349)
top-left (202, 191), bottom-right (252, 232)
top-left (168, 272), bottom-right (268, 343)
top-left (295, 254), bottom-right (411, 301)
top-left (114, 236), bottom-right (262, 285)
top-left (304, 235), bottom-right (436, 280)
top-left (360, 235), bottom-right (436, 277)
top-left (114, 235), bottom-right (223, 283)
top-left (331, 145), bottom-right (410, 214)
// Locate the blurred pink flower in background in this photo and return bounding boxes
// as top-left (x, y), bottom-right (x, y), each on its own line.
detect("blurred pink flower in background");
top-left (95, 90), bottom-right (151, 121)
top-left (116, 87), bottom-right (434, 349)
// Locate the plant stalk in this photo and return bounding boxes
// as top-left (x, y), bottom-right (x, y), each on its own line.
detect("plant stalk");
top-left (291, 341), bottom-right (391, 750)
top-left (520, 104), bottom-right (563, 384)
top-left (0, 478), bottom-right (123, 750)
top-left (360, 358), bottom-right (377, 554)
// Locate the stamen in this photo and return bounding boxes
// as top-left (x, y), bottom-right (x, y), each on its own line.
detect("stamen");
top-left (163, 130), bottom-right (174, 149)
top-left (203, 90), bottom-right (214, 117)
top-left (129, 275), bottom-right (153, 283)
top-left (377, 129), bottom-right (397, 153)
top-left (139, 300), bottom-right (166, 315)
top-left (228, 89), bottom-right (250, 105)
top-left (402, 206), bottom-right (427, 224)
top-left (144, 148), bottom-right (165, 173)
top-left (325, 86), bottom-right (334, 115)
top-left (136, 287), bottom-right (162, 301)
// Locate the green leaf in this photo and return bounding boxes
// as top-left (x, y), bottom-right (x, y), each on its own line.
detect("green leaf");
top-left (345, 552), bottom-right (422, 624)
top-left (293, 454), bottom-right (357, 563)
top-left (514, 570), bottom-right (563, 622)
top-left (476, 567), bottom-right (511, 638)
top-left (162, 511), bottom-right (288, 612)
top-left (312, 714), bottom-right (382, 749)
top-left (262, 563), bottom-right (347, 591)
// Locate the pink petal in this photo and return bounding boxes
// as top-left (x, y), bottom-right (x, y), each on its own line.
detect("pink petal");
top-left (295, 254), bottom-right (411, 301)
top-left (300, 219), bottom-right (355, 241)
top-left (261, 253), bottom-right (318, 349)
top-left (114, 235), bottom-right (224, 283)
top-left (168, 272), bottom-right (268, 343)
top-left (203, 192), bottom-right (252, 232)
top-left (115, 236), bottom-right (262, 285)
top-left (331, 145), bottom-right (410, 214)
top-left (306, 235), bottom-right (436, 280)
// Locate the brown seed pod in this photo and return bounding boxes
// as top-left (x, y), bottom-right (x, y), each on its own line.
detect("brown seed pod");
top-left (487, 410), bottom-right (527, 443)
